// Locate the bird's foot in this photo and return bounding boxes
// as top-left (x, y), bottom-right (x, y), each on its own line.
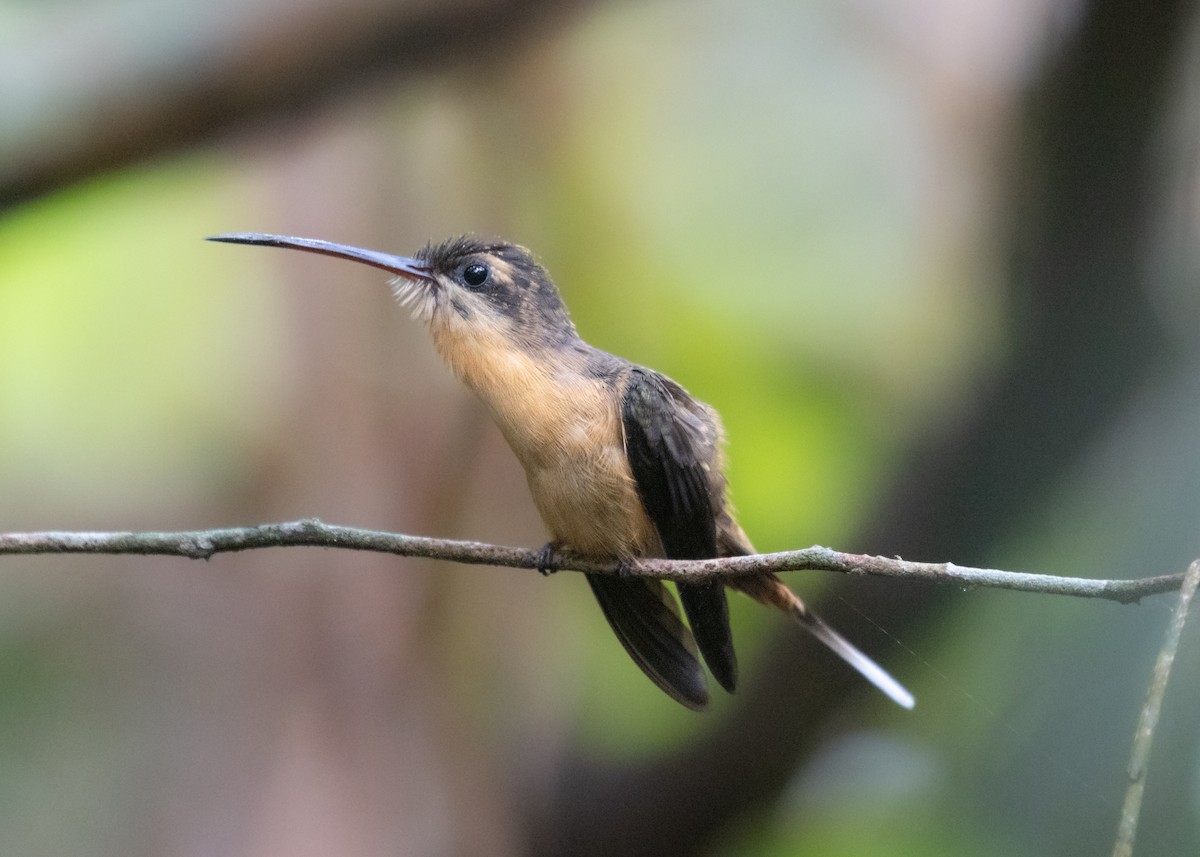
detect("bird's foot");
top-left (535, 542), bottom-right (561, 576)
top-left (615, 558), bottom-right (638, 580)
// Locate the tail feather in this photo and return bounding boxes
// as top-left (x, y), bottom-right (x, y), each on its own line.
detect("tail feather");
top-left (586, 573), bottom-right (710, 710)
top-left (678, 582), bottom-right (738, 692)
top-left (730, 574), bottom-right (914, 709)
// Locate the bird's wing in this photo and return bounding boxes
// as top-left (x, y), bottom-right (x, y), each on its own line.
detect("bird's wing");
top-left (621, 368), bottom-right (738, 692)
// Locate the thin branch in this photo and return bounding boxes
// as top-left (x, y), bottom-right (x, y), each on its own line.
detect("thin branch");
top-left (1112, 558), bottom-right (1200, 857)
top-left (0, 519), bottom-right (1183, 604)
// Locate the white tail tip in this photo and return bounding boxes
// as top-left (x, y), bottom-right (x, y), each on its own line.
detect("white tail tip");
top-left (800, 610), bottom-right (915, 710)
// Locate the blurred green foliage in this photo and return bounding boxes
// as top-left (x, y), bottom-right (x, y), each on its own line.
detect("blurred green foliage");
top-left (0, 159), bottom-right (284, 514)
top-left (0, 0), bottom-right (1015, 849)
top-left (3, 0), bottom-right (1198, 854)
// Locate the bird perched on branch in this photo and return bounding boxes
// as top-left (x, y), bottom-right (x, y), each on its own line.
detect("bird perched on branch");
top-left (209, 232), bottom-right (913, 711)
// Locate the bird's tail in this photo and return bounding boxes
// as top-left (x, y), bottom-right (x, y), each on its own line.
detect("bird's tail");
top-left (729, 574), bottom-right (914, 709)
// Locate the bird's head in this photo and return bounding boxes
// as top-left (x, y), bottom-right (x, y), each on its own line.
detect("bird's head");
top-left (208, 233), bottom-right (577, 351)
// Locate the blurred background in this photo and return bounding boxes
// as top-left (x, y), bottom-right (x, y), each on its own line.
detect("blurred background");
top-left (3, 0), bottom-right (1200, 854)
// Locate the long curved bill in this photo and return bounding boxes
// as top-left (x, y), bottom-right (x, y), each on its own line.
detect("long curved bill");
top-left (207, 233), bottom-right (434, 281)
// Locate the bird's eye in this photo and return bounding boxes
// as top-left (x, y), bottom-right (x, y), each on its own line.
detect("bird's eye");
top-left (462, 263), bottom-right (489, 288)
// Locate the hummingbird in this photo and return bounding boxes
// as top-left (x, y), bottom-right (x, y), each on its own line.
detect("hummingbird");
top-left (209, 232), bottom-right (913, 711)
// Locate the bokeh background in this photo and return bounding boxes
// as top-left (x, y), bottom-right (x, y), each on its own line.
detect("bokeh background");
top-left (3, 0), bottom-right (1200, 854)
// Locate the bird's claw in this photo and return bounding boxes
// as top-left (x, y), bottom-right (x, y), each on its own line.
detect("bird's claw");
top-left (535, 542), bottom-right (560, 576)
top-left (615, 558), bottom-right (637, 580)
